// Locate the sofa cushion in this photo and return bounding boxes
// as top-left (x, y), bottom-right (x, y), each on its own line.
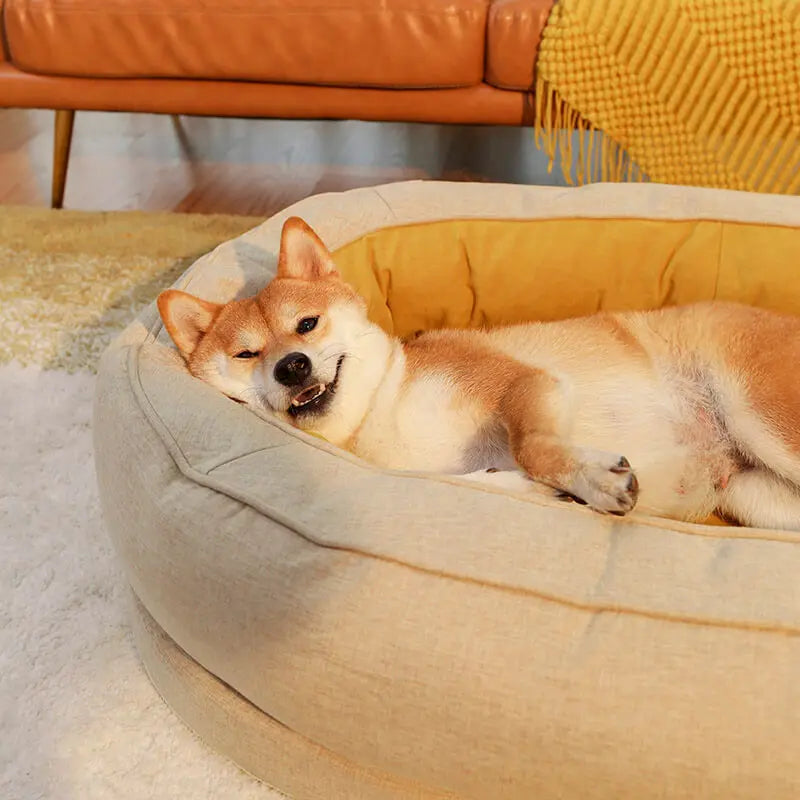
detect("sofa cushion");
top-left (4, 0), bottom-right (489, 88)
top-left (486, 0), bottom-right (553, 90)
top-left (0, 0), bottom-right (8, 62)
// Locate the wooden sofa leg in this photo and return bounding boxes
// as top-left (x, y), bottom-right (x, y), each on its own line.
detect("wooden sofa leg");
top-left (52, 109), bottom-right (75, 209)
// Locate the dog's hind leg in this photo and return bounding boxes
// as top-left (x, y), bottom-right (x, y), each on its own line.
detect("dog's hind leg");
top-left (709, 305), bottom-right (800, 489)
top-left (717, 470), bottom-right (800, 531)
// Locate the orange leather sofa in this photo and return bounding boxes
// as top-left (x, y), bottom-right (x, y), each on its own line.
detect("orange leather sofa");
top-left (0, 0), bottom-right (554, 207)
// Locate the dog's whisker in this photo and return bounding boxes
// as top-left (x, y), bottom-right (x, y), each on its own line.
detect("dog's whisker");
top-left (318, 344), bottom-right (343, 359)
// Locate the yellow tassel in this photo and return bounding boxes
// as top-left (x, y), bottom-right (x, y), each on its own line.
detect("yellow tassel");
top-left (576, 119), bottom-right (586, 185)
top-left (533, 75), bottom-right (644, 187)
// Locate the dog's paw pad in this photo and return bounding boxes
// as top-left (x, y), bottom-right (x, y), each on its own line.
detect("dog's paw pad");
top-left (568, 449), bottom-right (640, 515)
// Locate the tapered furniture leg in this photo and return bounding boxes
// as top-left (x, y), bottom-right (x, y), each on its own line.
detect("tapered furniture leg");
top-left (52, 109), bottom-right (75, 209)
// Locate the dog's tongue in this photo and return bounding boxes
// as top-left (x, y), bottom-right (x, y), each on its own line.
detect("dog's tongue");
top-left (291, 384), bottom-right (326, 407)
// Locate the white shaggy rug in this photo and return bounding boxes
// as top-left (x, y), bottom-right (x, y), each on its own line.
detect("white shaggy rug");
top-left (0, 206), bottom-right (286, 798)
top-left (0, 365), bottom-right (282, 799)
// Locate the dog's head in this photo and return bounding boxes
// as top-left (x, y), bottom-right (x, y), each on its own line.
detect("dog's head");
top-left (158, 217), bottom-right (390, 441)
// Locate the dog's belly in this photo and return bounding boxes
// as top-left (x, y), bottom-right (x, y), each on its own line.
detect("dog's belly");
top-left (564, 371), bottom-right (735, 520)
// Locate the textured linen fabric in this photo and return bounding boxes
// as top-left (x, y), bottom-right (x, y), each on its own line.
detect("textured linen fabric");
top-left (95, 180), bottom-right (800, 800)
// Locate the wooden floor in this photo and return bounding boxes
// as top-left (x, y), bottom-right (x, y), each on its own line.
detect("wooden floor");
top-left (0, 109), bottom-right (565, 216)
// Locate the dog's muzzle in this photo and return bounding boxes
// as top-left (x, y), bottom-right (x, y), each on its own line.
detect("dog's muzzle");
top-left (285, 355), bottom-right (345, 418)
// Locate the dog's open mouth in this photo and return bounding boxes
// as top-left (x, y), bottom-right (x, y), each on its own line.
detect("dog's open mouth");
top-left (287, 355), bottom-right (344, 418)
top-left (291, 384), bottom-right (327, 408)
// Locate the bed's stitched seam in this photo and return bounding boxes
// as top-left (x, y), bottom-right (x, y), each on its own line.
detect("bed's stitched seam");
top-left (212, 446), bottom-right (800, 544)
top-left (206, 444), bottom-right (292, 475)
top-left (125, 341), bottom-right (800, 637)
top-left (371, 187), bottom-right (399, 221)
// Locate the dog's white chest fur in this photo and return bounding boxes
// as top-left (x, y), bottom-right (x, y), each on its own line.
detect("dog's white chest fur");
top-left (351, 354), bottom-right (499, 473)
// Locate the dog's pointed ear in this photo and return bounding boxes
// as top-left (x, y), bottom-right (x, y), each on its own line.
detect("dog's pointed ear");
top-left (157, 289), bottom-right (221, 358)
top-left (277, 217), bottom-right (338, 281)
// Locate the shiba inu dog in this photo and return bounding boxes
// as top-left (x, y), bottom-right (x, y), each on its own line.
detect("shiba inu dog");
top-left (158, 217), bottom-right (800, 531)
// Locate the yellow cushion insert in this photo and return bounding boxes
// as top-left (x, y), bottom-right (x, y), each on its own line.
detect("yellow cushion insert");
top-left (334, 218), bottom-right (800, 337)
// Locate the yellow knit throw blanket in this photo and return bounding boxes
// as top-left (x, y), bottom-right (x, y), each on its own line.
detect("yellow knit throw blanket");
top-left (534, 0), bottom-right (800, 193)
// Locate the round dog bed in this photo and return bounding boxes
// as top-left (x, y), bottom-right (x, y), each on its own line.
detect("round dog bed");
top-left (94, 181), bottom-right (800, 800)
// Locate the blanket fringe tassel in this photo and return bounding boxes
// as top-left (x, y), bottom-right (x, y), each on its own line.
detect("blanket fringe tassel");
top-left (533, 75), bottom-right (646, 186)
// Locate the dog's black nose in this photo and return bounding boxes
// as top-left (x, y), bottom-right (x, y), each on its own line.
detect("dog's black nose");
top-left (274, 352), bottom-right (311, 386)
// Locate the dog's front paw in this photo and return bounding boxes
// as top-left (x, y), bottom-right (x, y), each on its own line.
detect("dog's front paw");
top-left (567, 449), bottom-right (639, 515)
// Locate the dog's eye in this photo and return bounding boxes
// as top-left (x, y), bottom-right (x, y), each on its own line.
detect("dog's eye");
top-left (233, 350), bottom-right (260, 359)
top-left (296, 316), bottom-right (319, 334)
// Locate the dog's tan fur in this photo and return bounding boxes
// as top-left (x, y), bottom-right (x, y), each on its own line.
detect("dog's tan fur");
top-left (158, 217), bottom-right (800, 530)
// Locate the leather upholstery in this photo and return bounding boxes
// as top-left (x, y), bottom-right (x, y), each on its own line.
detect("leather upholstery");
top-left (0, 0), bottom-right (553, 126)
top-left (486, 0), bottom-right (553, 90)
top-left (0, 0), bottom-right (8, 62)
top-left (0, 64), bottom-right (532, 125)
top-left (4, 0), bottom-right (489, 89)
